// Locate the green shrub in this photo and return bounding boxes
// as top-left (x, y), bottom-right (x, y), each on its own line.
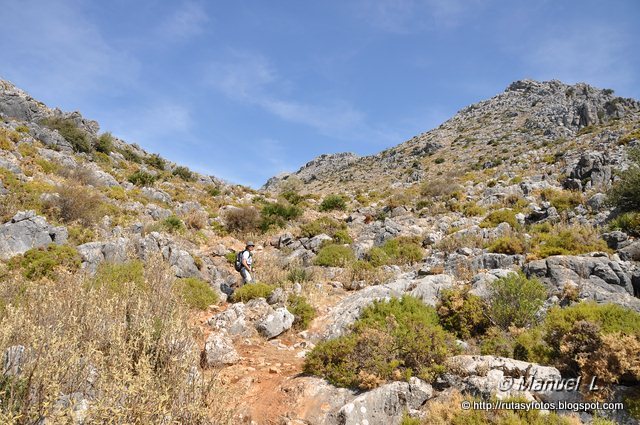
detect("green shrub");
top-left (225, 251), bottom-right (237, 264)
top-left (206, 185), bottom-right (221, 197)
top-left (314, 244), bottom-right (355, 267)
top-left (127, 170), bottom-right (157, 187)
top-left (332, 229), bottom-right (353, 244)
top-left (608, 147), bottom-right (640, 212)
top-left (144, 153), bottom-right (166, 170)
top-left (437, 287), bottom-right (489, 340)
top-left (540, 188), bottom-right (583, 212)
top-left (287, 294), bottom-right (316, 330)
top-left (95, 132), bottom-right (114, 154)
top-left (281, 190), bottom-right (304, 205)
top-left (319, 194), bottom-right (347, 212)
top-left (92, 261), bottom-right (146, 295)
top-left (231, 283), bottom-right (275, 302)
top-left (299, 217), bottom-right (346, 238)
top-left (487, 235), bottom-right (526, 255)
top-left (40, 117), bottom-right (91, 153)
top-left (487, 272), bottom-right (546, 329)
top-left (480, 327), bottom-right (515, 357)
top-left (512, 327), bottom-right (553, 364)
top-left (260, 202), bottom-right (302, 231)
top-left (162, 215), bottom-right (184, 233)
top-left (176, 277), bottom-right (219, 309)
top-left (120, 147), bottom-right (142, 163)
top-left (172, 166), bottom-right (195, 181)
top-left (420, 178), bottom-right (461, 199)
top-left (434, 157), bottom-right (445, 164)
top-left (479, 209), bottom-right (517, 228)
top-left (304, 296), bottom-right (456, 388)
top-left (366, 237), bottom-right (423, 266)
top-left (531, 224), bottom-right (609, 258)
top-left (9, 244), bottom-right (81, 280)
top-left (462, 202), bottom-right (486, 217)
top-left (609, 211), bottom-right (640, 236)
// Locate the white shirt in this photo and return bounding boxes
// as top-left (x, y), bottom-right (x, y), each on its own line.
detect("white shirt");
top-left (242, 250), bottom-right (252, 267)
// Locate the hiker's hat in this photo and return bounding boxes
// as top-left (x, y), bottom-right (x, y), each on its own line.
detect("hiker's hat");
top-left (246, 241), bottom-right (255, 247)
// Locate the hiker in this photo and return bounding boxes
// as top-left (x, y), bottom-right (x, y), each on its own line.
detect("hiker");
top-left (234, 241), bottom-right (255, 284)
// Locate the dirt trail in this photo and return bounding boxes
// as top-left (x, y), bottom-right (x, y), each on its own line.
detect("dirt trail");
top-left (195, 287), bottom-right (347, 424)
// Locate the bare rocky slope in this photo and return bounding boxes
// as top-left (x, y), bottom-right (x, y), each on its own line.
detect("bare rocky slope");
top-left (1, 78), bottom-right (640, 424)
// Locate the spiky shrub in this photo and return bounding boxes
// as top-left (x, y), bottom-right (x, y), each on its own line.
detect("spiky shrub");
top-left (319, 194), bottom-right (347, 212)
top-left (0, 257), bottom-right (234, 424)
top-left (531, 224), bottom-right (609, 258)
top-left (487, 272), bottom-right (547, 329)
top-left (367, 237), bottom-right (423, 266)
top-left (175, 277), bottom-right (219, 310)
top-left (304, 296), bottom-right (456, 389)
top-left (162, 215), bottom-right (184, 233)
top-left (314, 244), bottom-right (355, 267)
top-left (487, 235), bottom-right (526, 255)
top-left (299, 217), bottom-right (346, 238)
top-left (45, 183), bottom-right (105, 226)
top-left (144, 154), bottom-right (166, 170)
top-left (260, 201), bottom-right (302, 231)
top-left (609, 212), bottom-right (640, 236)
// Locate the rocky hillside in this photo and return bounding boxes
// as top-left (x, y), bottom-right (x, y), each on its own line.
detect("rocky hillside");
top-left (264, 79), bottom-right (640, 193)
top-left (1, 78), bottom-right (640, 424)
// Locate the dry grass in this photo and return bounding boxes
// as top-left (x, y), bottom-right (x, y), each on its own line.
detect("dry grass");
top-left (0, 257), bottom-right (235, 424)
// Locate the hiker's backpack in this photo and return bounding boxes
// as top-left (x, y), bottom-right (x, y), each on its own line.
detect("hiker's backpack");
top-left (234, 250), bottom-right (249, 272)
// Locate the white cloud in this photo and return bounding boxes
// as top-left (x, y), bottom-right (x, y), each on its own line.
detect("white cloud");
top-left (160, 1), bottom-right (210, 40)
top-left (204, 52), bottom-right (372, 139)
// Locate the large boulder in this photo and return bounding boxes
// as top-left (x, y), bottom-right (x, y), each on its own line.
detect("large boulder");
top-left (0, 211), bottom-right (67, 260)
top-left (201, 332), bottom-right (240, 368)
top-left (77, 238), bottom-right (128, 273)
top-left (255, 307), bottom-right (294, 339)
top-left (337, 378), bottom-right (432, 425)
top-left (523, 254), bottom-right (640, 311)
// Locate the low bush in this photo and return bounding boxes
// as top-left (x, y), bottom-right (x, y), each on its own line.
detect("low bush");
top-left (175, 277), bottom-right (219, 310)
top-left (40, 117), bottom-right (91, 153)
top-left (47, 183), bottom-right (104, 226)
top-left (607, 146), bottom-right (640, 212)
top-left (280, 190), bottom-right (304, 205)
top-left (479, 209), bottom-right (517, 229)
top-left (319, 194), bottom-right (347, 212)
top-left (304, 296), bottom-right (456, 388)
top-left (299, 217), bottom-right (346, 238)
top-left (120, 147), bottom-right (142, 163)
top-left (367, 237), bottom-right (423, 266)
top-left (145, 154), bottom-right (166, 170)
top-left (332, 229), bottom-right (353, 244)
top-left (437, 287), bottom-right (489, 339)
top-left (172, 166), bottom-right (195, 182)
top-left (9, 244), bottom-right (81, 280)
top-left (487, 235), bottom-right (526, 255)
top-left (609, 211), bottom-right (640, 236)
top-left (224, 206), bottom-right (261, 234)
top-left (487, 273), bottom-right (546, 329)
top-left (231, 283), bottom-right (275, 302)
top-left (260, 201), bottom-right (302, 231)
top-left (95, 132), bottom-right (114, 154)
top-left (420, 178), bottom-right (461, 199)
top-left (540, 188), bottom-right (583, 212)
top-left (531, 224), bottom-right (609, 258)
top-left (92, 261), bottom-right (147, 295)
top-left (128, 170), bottom-right (157, 187)
top-left (287, 294), bottom-right (316, 330)
top-left (480, 327), bottom-right (514, 357)
top-left (314, 244), bottom-right (355, 267)
top-left (162, 215), bottom-right (184, 233)
top-left (286, 267), bottom-right (314, 283)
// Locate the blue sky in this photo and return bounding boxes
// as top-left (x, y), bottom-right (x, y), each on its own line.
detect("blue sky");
top-left (0, 0), bottom-right (638, 187)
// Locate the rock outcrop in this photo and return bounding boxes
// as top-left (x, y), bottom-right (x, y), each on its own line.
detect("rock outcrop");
top-left (0, 211), bottom-right (67, 260)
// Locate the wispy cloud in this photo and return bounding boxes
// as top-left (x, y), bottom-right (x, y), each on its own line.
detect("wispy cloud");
top-left (204, 51), bottom-right (373, 139)
top-left (523, 24), bottom-right (635, 92)
top-left (0, 0), bottom-right (139, 103)
top-left (160, 1), bottom-right (210, 40)
top-left (352, 0), bottom-right (485, 33)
